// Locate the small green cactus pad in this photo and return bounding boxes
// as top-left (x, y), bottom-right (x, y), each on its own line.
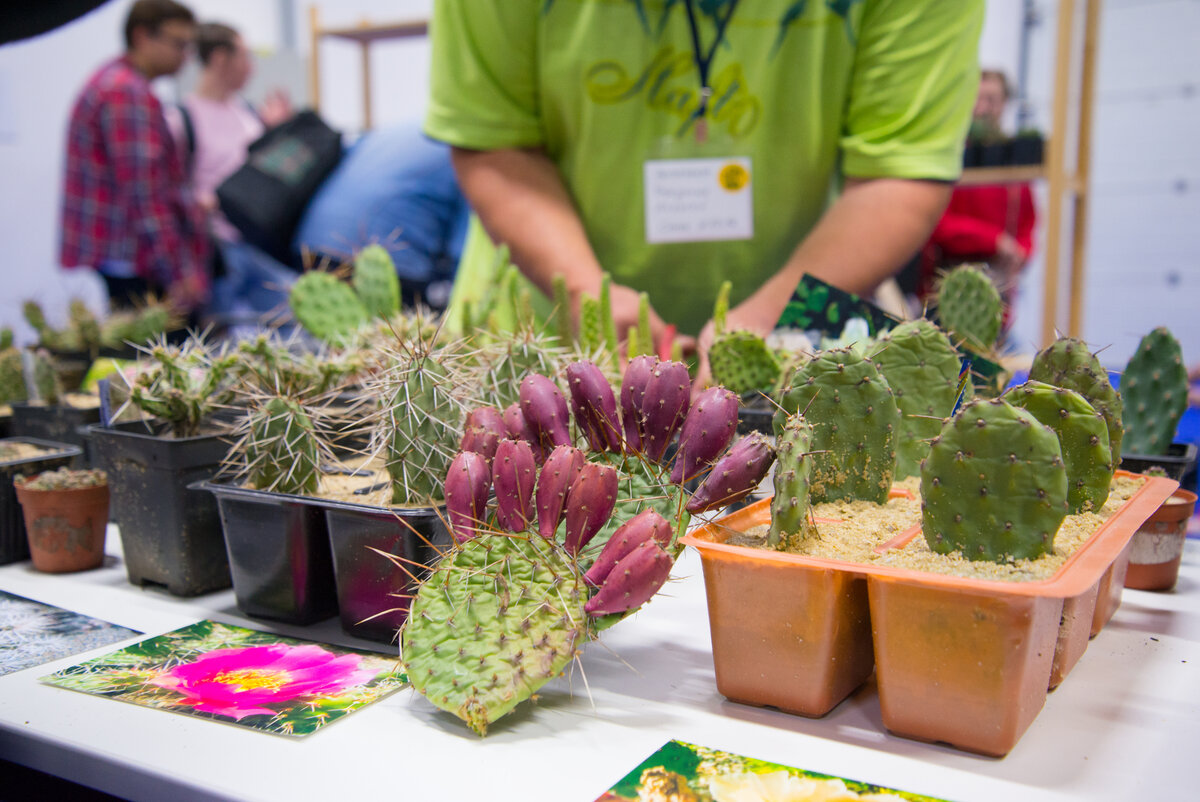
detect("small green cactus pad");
top-left (31, 350), bottom-right (61, 405)
top-left (402, 532), bottom-right (587, 737)
top-left (289, 272), bottom-right (370, 344)
top-left (872, 319), bottom-right (962, 479)
top-left (386, 357), bottom-right (465, 505)
top-left (1120, 327), bottom-right (1188, 456)
top-left (922, 397), bottom-right (1069, 563)
top-left (709, 330), bottom-right (781, 396)
top-left (579, 296), bottom-right (603, 354)
top-left (1004, 381), bottom-right (1112, 513)
top-left (1029, 337), bottom-right (1124, 465)
top-left (246, 397), bottom-right (321, 495)
top-left (936, 265), bottom-right (1002, 353)
top-left (0, 346), bottom-right (27, 405)
top-left (352, 245), bottom-right (401, 319)
top-left (775, 347), bottom-right (899, 504)
top-left (769, 414), bottom-right (816, 547)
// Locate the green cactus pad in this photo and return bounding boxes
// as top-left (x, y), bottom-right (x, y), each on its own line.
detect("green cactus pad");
top-left (385, 356), bottom-right (467, 505)
top-left (709, 330), bottom-right (781, 396)
top-left (775, 347), bottom-right (899, 504)
top-left (352, 245), bottom-right (402, 319)
top-left (482, 331), bottom-right (566, 411)
top-left (936, 265), bottom-right (1002, 352)
top-left (769, 414), bottom-right (816, 547)
top-left (922, 397), bottom-right (1069, 563)
top-left (31, 350), bottom-right (61, 405)
top-left (871, 320), bottom-right (962, 479)
top-left (0, 346), bottom-right (27, 405)
top-left (1004, 380), bottom-right (1112, 513)
top-left (1120, 327), bottom-right (1188, 456)
top-left (402, 532), bottom-right (588, 736)
top-left (289, 272), bottom-right (370, 343)
top-left (1029, 337), bottom-right (1124, 465)
top-left (579, 296), bottom-right (602, 354)
top-left (246, 397), bottom-right (322, 495)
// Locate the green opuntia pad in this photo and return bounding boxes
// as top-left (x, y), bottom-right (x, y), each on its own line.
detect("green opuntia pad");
top-left (1120, 327), bottom-right (1188, 456)
top-left (1004, 380), bottom-right (1112, 513)
top-left (289, 271), bottom-right (370, 343)
top-left (709, 330), bottom-right (781, 396)
top-left (769, 414), bottom-right (816, 547)
top-left (871, 319), bottom-right (962, 479)
top-left (922, 397), bottom-right (1069, 563)
top-left (775, 347), bottom-right (899, 504)
top-left (31, 350), bottom-right (62, 405)
top-left (402, 532), bottom-right (587, 736)
top-left (246, 397), bottom-right (321, 495)
top-left (386, 357), bottom-right (464, 504)
top-left (936, 264), bottom-right (1002, 352)
top-left (0, 347), bottom-right (27, 405)
top-left (1029, 336), bottom-right (1124, 464)
top-left (352, 244), bottom-right (401, 319)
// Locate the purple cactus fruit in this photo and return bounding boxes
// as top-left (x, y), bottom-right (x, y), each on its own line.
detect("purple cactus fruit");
top-left (492, 438), bottom-right (537, 532)
top-left (563, 462), bottom-right (618, 556)
top-left (670, 386), bottom-right (739, 484)
top-left (502, 402), bottom-right (545, 463)
top-left (686, 432), bottom-right (776, 514)
top-left (640, 360), bottom-right (691, 462)
top-left (583, 509), bottom-right (672, 587)
top-left (535, 445), bottom-right (585, 538)
top-left (584, 540), bottom-right (673, 616)
top-left (444, 451), bottom-right (491, 543)
top-left (565, 361), bottom-right (622, 453)
top-left (519, 373), bottom-right (572, 450)
top-left (460, 406), bottom-right (507, 464)
top-left (620, 355), bottom-right (659, 454)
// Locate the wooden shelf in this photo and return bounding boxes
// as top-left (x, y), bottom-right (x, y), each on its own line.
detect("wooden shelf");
top-left (317, 19), bottom-right (427, 44)
top-left (959, 165), bottom-right (1046, 186)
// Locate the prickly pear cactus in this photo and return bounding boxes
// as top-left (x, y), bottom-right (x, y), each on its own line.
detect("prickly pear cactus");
top-left (922, 397), bottom-right (1069, 562)
top-left (1004, 381), bottom-right (1112, 513)
top-left (1120, 327), bottom-right (1188, 456)
top-left (352, 244), bottom-right (401, 319)
top-left (709, 330), bottom-right (781, 396)
top-left (768, 414), bottom-right (816, 547)
top-left (936, 264), bottom-right (1002, 352)
top-left (775, 347), bottom-right (899, 504)
top-left (289, 271), bottom-right (370, 344)
top-left (30, 349), bottom-right (61, 405)
top-left (0, 335), bottom-right (27, 405)
top-left (480, 329), bottom-right (566, 411)
top-left (383, 355), bottom-right (469, 505)
top-left (401, 532), bottom-right (588, 736)
top-left (1029, 336), bottom-right (1124, 464)
top-left (871, 319), bottom-right (962, 479)
top-left (244, 397), bottom-right (322, 495)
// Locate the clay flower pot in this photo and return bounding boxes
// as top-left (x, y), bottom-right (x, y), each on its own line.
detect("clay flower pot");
top-left (1124, 488), bottom-right (1197, 591)
top-left (14, 473), bottom-right (109, 573)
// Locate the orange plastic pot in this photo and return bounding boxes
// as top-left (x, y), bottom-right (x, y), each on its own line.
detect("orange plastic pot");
top-left (14, 482), bottom-right (109, 573)
top-left (1124, 488), bottom-right (1197, 591)
top-left (682, 472), bottom-right (1176, 756)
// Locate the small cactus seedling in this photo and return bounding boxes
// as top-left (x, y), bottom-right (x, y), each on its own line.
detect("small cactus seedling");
top-left (289, 270), bottom-right (370, 344)
top-left (352, 244), bottom-right (402, 319)
top-left (0, 331), bottom-right (27, 405)
top-left (1120, 327), bottom-right (1188, 456)
top-left (707, 281), bottom-right (780, 396)
top-left (768, 414), bottom-right (817, 547)
top-left (123, 336), bottom-right (238, 438)
top-left (16, 467), bottom-right (107, 491)
top-left (922, 397), bottom-right (1069, 563)
top-left (30, 349), bottom-right (62, 405)
top-left (1029, 336), bottom-right (1124, 465)
top-left (775, 347), bottom-right (899, 504)
top-left (1004, 380), bottom-right (1113, 513)
top-left (238, 396), bottom-right (326, 496)
top-left (936, 264), bottom-right (1003, 353)
top-left (871, 319), bottom-right (962, 479)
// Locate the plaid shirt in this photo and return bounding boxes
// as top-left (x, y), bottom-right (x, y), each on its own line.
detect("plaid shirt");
top-left (60, 56), bottom-right (209, 292)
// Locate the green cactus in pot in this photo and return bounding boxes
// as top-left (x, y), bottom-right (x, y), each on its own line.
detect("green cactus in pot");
top-left (1120, 327), bottom-right (1188, 456)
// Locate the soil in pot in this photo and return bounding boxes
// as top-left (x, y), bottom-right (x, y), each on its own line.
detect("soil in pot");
top-left (1124, 488), bottom-right (1197, 591)
top-left (15, 474), bottom-right (109, 573)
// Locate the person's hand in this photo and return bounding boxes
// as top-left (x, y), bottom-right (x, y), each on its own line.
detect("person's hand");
top-left (259, 89), bottom-right (293, 129)
top-left (694, 290), bottom-right (781, 398)
top-left (993, 232), bottom-right (1027, 277)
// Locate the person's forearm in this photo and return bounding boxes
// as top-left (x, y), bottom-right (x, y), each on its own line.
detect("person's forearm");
top-left (745, 178), bottom-right (952, 327)
top-left (450, 146), bottom-right (605, 300)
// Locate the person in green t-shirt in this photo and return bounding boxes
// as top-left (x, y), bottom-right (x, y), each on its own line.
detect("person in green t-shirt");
top-left (426, 0), bottom-right (983, 381)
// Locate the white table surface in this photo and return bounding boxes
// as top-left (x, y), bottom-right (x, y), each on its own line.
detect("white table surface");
top-left (1, 527), bottom-right (1198, 802)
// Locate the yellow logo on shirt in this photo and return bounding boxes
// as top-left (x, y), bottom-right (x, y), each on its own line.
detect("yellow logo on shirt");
top-left (718, 162), bottom-right (749, 192)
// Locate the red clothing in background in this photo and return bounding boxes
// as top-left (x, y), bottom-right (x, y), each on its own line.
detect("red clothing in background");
top-left (60, 56), bottom-right (208, 293)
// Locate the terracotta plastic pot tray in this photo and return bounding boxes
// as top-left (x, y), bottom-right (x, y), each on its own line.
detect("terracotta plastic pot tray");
top-left (681, 471), bottom-right (1176, 757)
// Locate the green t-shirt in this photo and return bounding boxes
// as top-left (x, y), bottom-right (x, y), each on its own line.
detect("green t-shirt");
top-left (427, 0), bottom-right (983, 336)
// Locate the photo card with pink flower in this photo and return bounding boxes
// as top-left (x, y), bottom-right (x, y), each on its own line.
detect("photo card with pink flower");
top-left (40, 619), bottom-right (407, 737)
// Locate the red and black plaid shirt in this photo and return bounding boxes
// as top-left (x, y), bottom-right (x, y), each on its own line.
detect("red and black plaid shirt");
top-left (60, 56), bottom-right (209, 292)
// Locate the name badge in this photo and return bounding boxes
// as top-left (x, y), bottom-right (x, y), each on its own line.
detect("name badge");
top-left (644, 157), bottom-right (753, 244)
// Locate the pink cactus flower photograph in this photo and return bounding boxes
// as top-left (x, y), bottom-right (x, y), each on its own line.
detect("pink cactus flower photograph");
top-left (150, 643), bottom-right (379, 720)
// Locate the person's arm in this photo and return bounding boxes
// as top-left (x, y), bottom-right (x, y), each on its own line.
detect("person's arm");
top-left (451, 145), bottom-right (671, 343)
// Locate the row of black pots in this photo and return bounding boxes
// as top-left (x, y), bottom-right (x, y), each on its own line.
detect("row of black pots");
top-left (8, 403), bottom-right (100, 468)
top-left (962, 134), bottom-right (1044, 170)
top-left (0, 437), bottom-right (84, 564)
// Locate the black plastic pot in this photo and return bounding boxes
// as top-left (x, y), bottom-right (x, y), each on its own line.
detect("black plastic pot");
top-left (0, 412), bottom-right (11, 439)
top-left (197, 481), bottom-right (338, 625)
top-left (1009, 134), bottom-right (1045, 166)
top-left (0, 437), bottom-right (82, 564)
top-left (1121, 442), bottom-right (1198, 491)
top-left (736, 395), bottom-right (775, 436)
top-left (978, 141), bottom-right (1009, 168)
top-left (322, 498), bottom-right (451, 644)
top-left (88, 421), bottom-right (231, 596)
top-left (962, 142), bottom-right (981, 170)
top-left (11, 403), bottom-right (101, 467)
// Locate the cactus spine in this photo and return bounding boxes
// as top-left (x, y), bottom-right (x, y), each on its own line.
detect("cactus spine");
top-left (1120, 327), bottom-right (1187, 456)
